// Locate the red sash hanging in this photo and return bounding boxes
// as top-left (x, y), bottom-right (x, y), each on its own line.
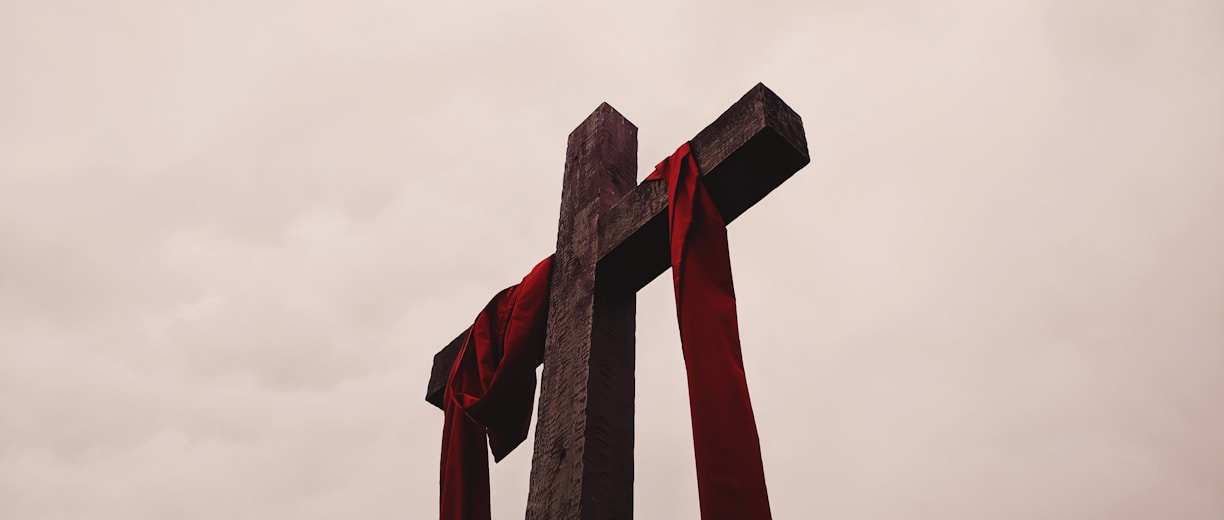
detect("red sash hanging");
top-left (439, 143), bottom-right (771, 519)
top-left (646, 142), bottom-right (772, 519)
top-left (440, 257), bottom-right (552, 520)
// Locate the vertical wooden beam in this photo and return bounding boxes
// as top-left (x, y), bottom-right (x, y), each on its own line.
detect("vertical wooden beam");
top-left (526, 103), bottom-right (638, 519)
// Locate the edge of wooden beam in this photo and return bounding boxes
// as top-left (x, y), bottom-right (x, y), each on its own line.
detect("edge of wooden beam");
top-left (425, 330), bottom-right (467, 409)
top-left (595, 82), bottom-right (810, 290)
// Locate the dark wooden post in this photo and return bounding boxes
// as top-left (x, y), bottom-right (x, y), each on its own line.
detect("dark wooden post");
top-left (425, 83), bottom-right (810, 519)
top-left (526, 103), bottom-right (638, 519)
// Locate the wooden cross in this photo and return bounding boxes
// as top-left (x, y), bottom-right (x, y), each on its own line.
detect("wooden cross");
top-left (426, 83), bottom-right (809, 519)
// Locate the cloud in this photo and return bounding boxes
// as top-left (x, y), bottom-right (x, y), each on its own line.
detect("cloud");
top-left (1, 0), bottom-right (1221, 518)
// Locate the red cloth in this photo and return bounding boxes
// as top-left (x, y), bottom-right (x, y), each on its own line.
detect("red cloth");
top-left (647, 142), bottom-right (772, 519)
top-left (440, 257), bottom-right (552, 520)
top-left (439, 143), bottom-right (771, 519)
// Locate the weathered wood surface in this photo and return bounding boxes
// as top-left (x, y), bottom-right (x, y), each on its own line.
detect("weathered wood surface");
top-left (525, 103), bottom-right (638, 520)
top-left (425, 83), bottom-right (809, 409)
top-left (426, 331), bottom-right (466, 408)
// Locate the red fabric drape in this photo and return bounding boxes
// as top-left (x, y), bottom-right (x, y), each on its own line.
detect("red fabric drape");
top-left (646, 142), bottom-right (772, 519)
top-left (440, 257), bottom-right (552, 520)
top-left (439, 143), bottom-right (771, 519)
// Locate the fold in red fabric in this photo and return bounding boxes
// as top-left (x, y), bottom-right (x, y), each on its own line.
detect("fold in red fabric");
top-left (440, 257), bottom-right (552, 520)
top-left (439, 143), bottom-right (770, 519)
top-left (646, 142), bottom-right (772, 519)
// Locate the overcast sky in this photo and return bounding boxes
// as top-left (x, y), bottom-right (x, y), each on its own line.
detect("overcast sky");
top-left (2, 0), bottom-right (1222, 518)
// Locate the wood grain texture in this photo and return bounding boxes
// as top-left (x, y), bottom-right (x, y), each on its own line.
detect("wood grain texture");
top-left (425, 83), bottom-right (809, 407)
top-left (524, 103), bottom-right (638, 520)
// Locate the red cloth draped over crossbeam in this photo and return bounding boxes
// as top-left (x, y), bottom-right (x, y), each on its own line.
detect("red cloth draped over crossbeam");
top-left (439, 143), bottom-right (772, 519)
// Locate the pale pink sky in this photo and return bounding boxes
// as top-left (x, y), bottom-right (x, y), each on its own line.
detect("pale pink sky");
top-left (1, 0), bottom-right (1222, 518)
